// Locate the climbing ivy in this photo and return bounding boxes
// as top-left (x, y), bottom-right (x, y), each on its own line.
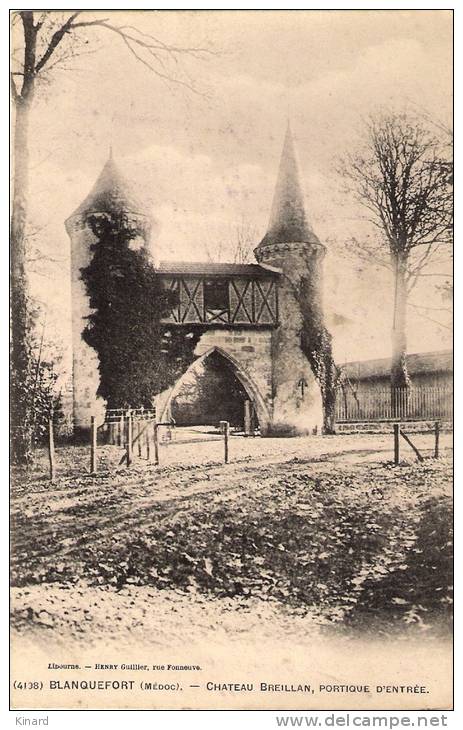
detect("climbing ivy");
top-left (80, 214), bottom-right (204, 409)
top-left (296, 267), bottom-right (339, 434)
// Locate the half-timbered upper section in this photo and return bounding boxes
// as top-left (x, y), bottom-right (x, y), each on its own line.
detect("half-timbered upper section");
top-left (157, 262), bottom-right (280, 327)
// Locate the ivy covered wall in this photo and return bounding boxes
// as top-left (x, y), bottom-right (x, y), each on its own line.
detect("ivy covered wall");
top-left (296, 272), bottom-right (338, 434)
top-left (80, 215), bottom-right (205, 410)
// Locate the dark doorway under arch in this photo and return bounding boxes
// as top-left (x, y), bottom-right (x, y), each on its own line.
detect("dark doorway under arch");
top-left (171, 349), bottom-right (258, 430)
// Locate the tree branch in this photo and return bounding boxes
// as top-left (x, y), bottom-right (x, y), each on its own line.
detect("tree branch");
top-left (34, 12), bottom-right (81, 73)
top-left (31, 13), bottom-right (214, 95)
top-left (118, 34), bottom-right (204, 95)
top-left (408, 304), bottom-right (452, 330)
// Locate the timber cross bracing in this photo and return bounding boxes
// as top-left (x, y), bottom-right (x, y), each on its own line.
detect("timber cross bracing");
top-left (160, 275), bottom-right (279, 326)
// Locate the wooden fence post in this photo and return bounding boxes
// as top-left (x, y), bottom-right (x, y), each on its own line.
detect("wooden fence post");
top-left (153, 424), bottom-right (159, 465)
top-left (145, 427), bottom-right (151, 461)
top-left (220, 420), bottom-right (230, 464)
top-left (126, 413), bottom-right (133, 467)
top-left (90, 416), bottom-right (97, 474)
top-left (434, 421), bottom-right (440, 459)
top-left (48, 414), bottom-right (56, 482)
top-left (225, 420), bottom-right (230, 463)
top-left (244, 400), bottom-right (252, 436)
top-left (400, 430), bottom-right (424, 462)
top-left (393, 423), bottom-right (400, 465)
top-left (118, 415), bottom-right (124, 446)
top-left (137, 421), bottom-right (142, 458)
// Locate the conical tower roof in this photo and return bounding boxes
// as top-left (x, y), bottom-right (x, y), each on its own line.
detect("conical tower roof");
top-left (68, 150), bottom-right (145, 220)
top-left (256, 123), bottom-right (318, 250)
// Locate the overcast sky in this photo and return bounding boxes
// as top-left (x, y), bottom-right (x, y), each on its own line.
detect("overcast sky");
top-left (24, 9), bottom-right (453, 364)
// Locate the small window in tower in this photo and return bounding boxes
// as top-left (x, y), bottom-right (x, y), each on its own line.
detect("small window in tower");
top-left (204, 278), bottom-right (229, 322)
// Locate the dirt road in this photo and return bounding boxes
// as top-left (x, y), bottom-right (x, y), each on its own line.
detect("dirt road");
top-left (12, 432), bottom-right (452, 642)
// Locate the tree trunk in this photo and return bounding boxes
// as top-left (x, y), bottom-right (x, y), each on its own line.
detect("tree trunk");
top-left (10, 13), bottom-right (38, 464)
top-left (11, 98), bottom-right (30, 359)
top-left (323, 404), bottom-right (336, 435)
top-left (390, 256), bottom-right (410, 388)
top-left (10, 96), bottom-right (33, 463)
top-left (322, 355), bottom-right (337, 435)
top-left (390, 256), bottom-right (410, 419)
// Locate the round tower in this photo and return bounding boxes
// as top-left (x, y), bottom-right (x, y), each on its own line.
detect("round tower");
top-left (65, 152), bottom-right (152, 434)
top-left (254, 123), bottom-right (325, 434)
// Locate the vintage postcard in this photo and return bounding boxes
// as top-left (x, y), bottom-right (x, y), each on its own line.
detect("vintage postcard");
top-left (10, 8), bottom-right (453, 711)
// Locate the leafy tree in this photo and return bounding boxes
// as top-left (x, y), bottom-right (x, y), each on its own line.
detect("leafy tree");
top-left (339, 112), bottom-right (452, 388)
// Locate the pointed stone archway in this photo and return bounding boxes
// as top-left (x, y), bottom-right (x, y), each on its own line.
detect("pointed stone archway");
top-left (156, 345), bottom-right (272, 434)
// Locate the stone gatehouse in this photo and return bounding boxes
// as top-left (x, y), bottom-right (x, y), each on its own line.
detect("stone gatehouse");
top-left (65, 124), bottom-right (326, 435)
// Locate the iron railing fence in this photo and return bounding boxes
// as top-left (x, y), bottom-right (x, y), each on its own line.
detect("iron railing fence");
top-left (335, 386), bottom-right (452, 423)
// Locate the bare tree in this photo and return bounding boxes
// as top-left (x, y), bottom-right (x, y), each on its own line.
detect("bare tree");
top-left (10, 10), bottom-right (213, 463)
top-left (204, 219), bottom-right (257, 264)
top-left (339, 111), bottom-right (452, 388)
top-left (231, 220), bottom-right (257, 264)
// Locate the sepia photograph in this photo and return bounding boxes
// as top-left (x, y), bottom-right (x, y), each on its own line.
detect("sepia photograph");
top-left (9, 7), bottom-right (453, 712)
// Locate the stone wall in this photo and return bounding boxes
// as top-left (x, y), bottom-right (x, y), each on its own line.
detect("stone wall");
top-left (195, 328), bottom-right (273, 408)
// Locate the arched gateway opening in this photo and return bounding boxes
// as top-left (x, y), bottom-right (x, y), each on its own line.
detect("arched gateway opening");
top-left (156, 346), bottom-right (271, 435)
